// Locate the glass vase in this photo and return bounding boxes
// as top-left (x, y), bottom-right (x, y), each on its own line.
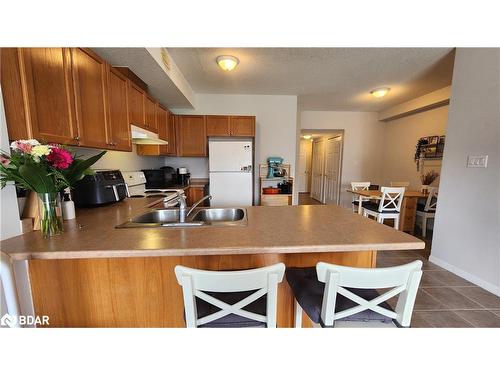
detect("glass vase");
top-left (37, 192), bottom-right (64, 238)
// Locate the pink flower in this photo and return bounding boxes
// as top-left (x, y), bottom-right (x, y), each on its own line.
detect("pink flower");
top-left (47, 147), bottom-right (73, 169)
top-left (0, 154), bottom-right (10, 167)
top-left (11, 140), bottom-right (33, 153)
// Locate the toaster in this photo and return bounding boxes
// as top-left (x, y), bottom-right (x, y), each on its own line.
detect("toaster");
top-left (73, 170), bottom-right (129, 207)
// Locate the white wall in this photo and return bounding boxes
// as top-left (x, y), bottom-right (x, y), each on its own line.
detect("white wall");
top-left (300, 111), bottom-right (384, 208)
top-left (381, 105), bottom-right (449, 189)
top-left (72, 145), bottom-right (165, 172)
top-left (430, 48), bottom-right (500, 295)
top-left (173, 94), bottom-right (298, 204)
top-left (0, 87), bottom-right (21, 241)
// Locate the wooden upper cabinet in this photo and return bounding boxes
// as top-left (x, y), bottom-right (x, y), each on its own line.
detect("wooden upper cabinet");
top-left (1, 48), bottom-right (30, 140)
top-left (176, 115), bottom-right (206, 156)
top-left (230, 116), bottom-right (255, 136)
top-left (71, 48), bottom-right (109, 149)
top-left (107, 67), bottom-right (131, 151)
top-left (166, 111), bottom-right (177, 155)
top-left (157, 105), bottom-right (168, 141)
top-left (144, 95), bottom-right (157, 133)
top-left (206, 115), bottom-right (231, 136)
top-left (128, 82), bottom-right (145, 128)
top-left (20, 48), bottom-right (79, 144)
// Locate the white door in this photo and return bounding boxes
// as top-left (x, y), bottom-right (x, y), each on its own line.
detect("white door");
top-left (209, 141), bottom-right (253, 172)
top-left (297, 139), bottom-right (313, 192)
top-left (324, 136), bottom-right (342, 205)
top-left (311, 138), bottom-right (325, 202)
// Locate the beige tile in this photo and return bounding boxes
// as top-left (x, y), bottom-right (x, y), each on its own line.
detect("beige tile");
top-left (409, 313), bottom-right (433, 328)
top-left (423, 287), bottom-right (483, 309)
top-left (454, 310), bottom-right (500, 328)
top-left (452, 287), bottom-right (500, 309)
top-left (425, 270), bottom-right (475, 287)
top-left (412, 311), bottom-right (473, 328)
top-left (490, 310), bottom-right (500, 317)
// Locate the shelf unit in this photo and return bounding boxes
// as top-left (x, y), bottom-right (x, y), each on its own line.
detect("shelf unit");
top-left (259, 164), bottom-right (294, 206)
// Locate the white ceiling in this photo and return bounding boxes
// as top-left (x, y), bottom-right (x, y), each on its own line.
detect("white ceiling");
top-left (168, 48), bottom-right (455, 111)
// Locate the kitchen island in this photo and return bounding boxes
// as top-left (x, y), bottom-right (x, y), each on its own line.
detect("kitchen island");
top-left (1, 198), bottom-right (424, 327)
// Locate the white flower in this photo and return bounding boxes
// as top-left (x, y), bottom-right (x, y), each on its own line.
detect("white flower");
top-left (30, 145), bottom-right (51, 160)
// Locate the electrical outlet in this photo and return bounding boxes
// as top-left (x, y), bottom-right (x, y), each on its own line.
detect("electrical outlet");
top-left (467, 155), bottom-right (488, 168)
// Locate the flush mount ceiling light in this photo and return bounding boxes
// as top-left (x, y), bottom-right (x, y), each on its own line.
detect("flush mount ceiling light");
top-left (370, 87), bottom-right (391, 98)
top-left (216, 55), bottom-right (239, 71)
top-left (302, 135), bottom-right (312, 140)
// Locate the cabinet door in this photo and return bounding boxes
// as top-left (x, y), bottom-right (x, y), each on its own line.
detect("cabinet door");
top-left (144, 95), bottom-right (158, 133)
top-left (21, 48), bottom-right (79, 144)
top-left (107, 67), bottom-right (131, 151)
top-left (1, 48), bottom-right (30, 140)
top-left (206, 115), bottom-right (230, 136)
top-left (128, 82), bottom-right (145, 128)
top-left (176, 115), bottom-right (206, 156)
top-left (71, 48), bottom-right (109, 149)
top-left (187, 186), bottom-right (205, 207)
top-left (166, 111), bottom-right (177, 155)
top-left (157, 105), bottom-right (169, 155)
top-left (230, 116), bottom-right (255, 136)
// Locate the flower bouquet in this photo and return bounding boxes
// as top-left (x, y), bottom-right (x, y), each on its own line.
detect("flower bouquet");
top-left (1, 140), bottom-right (105, 238)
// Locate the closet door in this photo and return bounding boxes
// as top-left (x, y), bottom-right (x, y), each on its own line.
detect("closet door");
top-left (310, 138), bottom-right (325, 202)
top-left (324, 136), bottom-right (342, 205)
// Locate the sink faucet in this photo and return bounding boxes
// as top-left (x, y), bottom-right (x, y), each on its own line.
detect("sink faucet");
top-left (177, 192), bottom-right (188, 223)
top-left (186, 195), bottom-right (212, 219)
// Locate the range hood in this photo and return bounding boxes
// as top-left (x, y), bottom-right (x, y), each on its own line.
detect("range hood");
top-left (130, 125), bottom-right (168, 145)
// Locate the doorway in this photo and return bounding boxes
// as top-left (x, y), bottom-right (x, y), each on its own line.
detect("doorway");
top-left (300, 130), bottom-right (343, 205)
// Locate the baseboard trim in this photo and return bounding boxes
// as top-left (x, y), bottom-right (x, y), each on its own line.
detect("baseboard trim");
top-left (429, 255), bottom-right (500, 296)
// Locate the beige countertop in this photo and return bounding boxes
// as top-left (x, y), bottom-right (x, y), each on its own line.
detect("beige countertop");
top-left (0, 198), bottom-right (424, 261)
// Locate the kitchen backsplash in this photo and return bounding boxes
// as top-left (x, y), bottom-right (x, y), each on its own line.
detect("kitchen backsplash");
top-left (163, 157), bottom-right (209, 178)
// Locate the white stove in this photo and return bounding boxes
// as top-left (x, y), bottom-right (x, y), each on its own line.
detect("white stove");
top-left (122, 171), bottom-right (181, 206)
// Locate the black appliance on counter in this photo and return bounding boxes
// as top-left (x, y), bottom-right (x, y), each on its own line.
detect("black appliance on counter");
top-left (73, 170), bottom-right (128, 207)
top-left (177, 167), bottom-right (190, 186)
top-left (142, 167), bottom-right (177, 189)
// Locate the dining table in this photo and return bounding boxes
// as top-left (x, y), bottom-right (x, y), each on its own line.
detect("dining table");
top-left (347, 188), bottom-right (427, 234)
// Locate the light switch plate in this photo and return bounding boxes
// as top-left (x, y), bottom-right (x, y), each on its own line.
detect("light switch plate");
top-left (467, 155), bottom-right (488, 168)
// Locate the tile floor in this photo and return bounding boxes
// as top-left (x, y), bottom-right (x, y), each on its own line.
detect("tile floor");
top-left (377, 232), bottom-right (500, 328)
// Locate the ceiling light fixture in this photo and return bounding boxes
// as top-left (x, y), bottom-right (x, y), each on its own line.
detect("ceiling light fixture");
top-left (302, 135), bottom-right (312, 140)
top-left (216, 55), bottom-right (239, 72)
top-left (370, 87), bottom-right (390, 98)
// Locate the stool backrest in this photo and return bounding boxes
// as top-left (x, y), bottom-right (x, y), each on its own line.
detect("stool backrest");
top-left (316, 260), bottom-right (423, 327)
top-left (378, 186), bottom-right (405, 212)
top-left (175, 263), bottom-right (285, 328)
top-left (390, 181), bottom-right (410, 188)
top-left (423, 187), bottom-right (438, 211)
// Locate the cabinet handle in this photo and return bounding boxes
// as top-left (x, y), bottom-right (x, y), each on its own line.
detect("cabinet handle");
top-left (74, 136), bottom-right (80, 141)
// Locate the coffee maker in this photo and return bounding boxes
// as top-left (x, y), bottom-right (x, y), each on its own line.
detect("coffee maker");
top-left (266, 157), bottom-right (285, 178)
top-left (177, 167), bottom-right (190, 186)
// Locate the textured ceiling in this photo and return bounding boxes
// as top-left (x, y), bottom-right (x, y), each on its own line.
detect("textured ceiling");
top-left (168, 48), bottom-right (455, 111)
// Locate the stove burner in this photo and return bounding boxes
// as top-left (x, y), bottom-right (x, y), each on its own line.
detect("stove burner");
top-left (147, 194), bottom-right (168, 198)
top-left (145, 190), bottom-right (163, 194)
top-left (129, 194), bottom-right (146, 198)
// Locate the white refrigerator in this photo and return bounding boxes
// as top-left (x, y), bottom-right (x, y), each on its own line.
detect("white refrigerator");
top-left (209, 140), bottom-right (253, 206)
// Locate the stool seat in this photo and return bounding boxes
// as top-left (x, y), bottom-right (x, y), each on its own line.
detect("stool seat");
top-left (286, 267), bottom-right (395, 327)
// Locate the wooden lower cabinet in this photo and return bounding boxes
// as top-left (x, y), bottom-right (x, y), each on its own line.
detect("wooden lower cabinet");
top-left (400, 196), bottom-right (418, 234)
top-left (28, 251), bottom-right (376, 328)
top-left (185, 186), bottom-right (206, 206)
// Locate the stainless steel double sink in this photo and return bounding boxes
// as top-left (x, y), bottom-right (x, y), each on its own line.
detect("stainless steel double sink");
top-left (116, 207), bottom-right (247, 228)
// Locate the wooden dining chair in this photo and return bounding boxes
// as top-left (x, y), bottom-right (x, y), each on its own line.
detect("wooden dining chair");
top-left (362, 187), bottom-right (405, 230)
top-left (1, 252), bottom-right (21, 328)
top-left (350, 181), bottom-right (371, 214)
top-left (390, 181), bottom-right (410, 188)
top-left (416, 187), bottom-right (438, 237)
top-left (287, 260), bottom-right (423, 328)
top-left (175, 263), bottom-right (285, 328)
